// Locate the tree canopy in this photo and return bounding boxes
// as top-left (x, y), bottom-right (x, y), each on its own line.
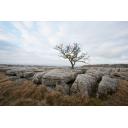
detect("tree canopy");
top-left (55, 43), bottom-right (89, 69)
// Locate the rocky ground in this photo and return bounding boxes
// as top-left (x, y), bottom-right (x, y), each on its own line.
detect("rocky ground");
top-left (0, 64), bottom-right (128, 106)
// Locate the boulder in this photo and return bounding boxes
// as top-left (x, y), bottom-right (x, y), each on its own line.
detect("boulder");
top-left (6, 68), bottom-right (35, 79)
top-left (6, 69), bottom-right (17, 76)
top-left (23, 72), bottom-right (35, 79)
top-left (119, 68), bottom-right (128, 72)
top-left (42, 69), bottom-right (78, 87)
top-left (87, 71), bottom-right (102, 82)
top-left (97, 76), bottom-right (119, 98)
top-left (110, 72), bottom-right (128, 81)
top-left (6, 68), bottom-right (24, 76)
top-left (86, 67), bottom-right (112, 76)
top-left (0, 67), bottom-right (10, 72)
top-left (97, 68), bottom-right (112, 75)
top-left (75, 67), bottom-right (88, 74)
top-left (73, 69), bottom-right (85, 74)
top-left (32, 72), bottom-right (46, 84)
top-left (86, 67), bottom-right (97, 73)
top-left (115, 68), bottom-right (120, 72)
top-left (17, 70), bottom-right (35, 78)
top-left (111, 68), bottom-right (120, 73)
top-left (71, 74), bottom-right (99, 97)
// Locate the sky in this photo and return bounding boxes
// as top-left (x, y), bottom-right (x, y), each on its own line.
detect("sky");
top-left (0, 21), bottom-right (128, 66)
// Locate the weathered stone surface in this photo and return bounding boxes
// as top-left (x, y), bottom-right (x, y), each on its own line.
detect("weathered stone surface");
top-left (87, 72), bottom-right (102, 82)
top-left (110, 72), bottom-right (128, 81)
top-left (32, 72), bottom-right (46, 84)
top-left (71, 74), bottom-right (99, 97)
top-left (23, 72), bottom-right (35, 79)
top-left (97, 76), bottom-right (119, 98)
top-left (73, 69), bottom-right (84, 74)
top-left (119, 68), bottom-right (128, 72)
top-left (0, 67), bottom-right (11, 72)
top-left (110, 68), bottom-right (119, 73)
top-left (97, 68), bottom-right (112, 75)
top-left (6, 68), bottom-right (24, 76)
top-left (42, 69), bottom-right (78, 86)
top-left (75, 67), bottom-right (88, 74)
top-left (6, 69), bottom-right (17, 76)
top-left (82, 64), bottom-right (128, 68)
top-left (86, 67), bottom-right (112, 76)
top-left (6, 68), bottom-right (35, 79)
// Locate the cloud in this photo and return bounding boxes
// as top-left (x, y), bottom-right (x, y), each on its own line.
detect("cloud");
top-left (0, 21), bottom-right (128, 65)
top-left (0, 28), bottom-right (15, 41)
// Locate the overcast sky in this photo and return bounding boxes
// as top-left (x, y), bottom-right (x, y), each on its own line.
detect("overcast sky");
top-left (0, 21), bottom-right (128, 66)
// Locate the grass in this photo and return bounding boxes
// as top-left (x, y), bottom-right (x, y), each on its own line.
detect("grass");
top-left (0, 72), bottom-right (128, 106)
top-left (102, 80), bottom-right (128, 105)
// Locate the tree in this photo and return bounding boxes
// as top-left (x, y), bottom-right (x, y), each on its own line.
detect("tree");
top-left (55, 43), bottom-right (89, 69)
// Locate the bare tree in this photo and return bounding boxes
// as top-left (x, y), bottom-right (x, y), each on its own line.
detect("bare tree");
top-left (55, 43), bottom-right (89, 69)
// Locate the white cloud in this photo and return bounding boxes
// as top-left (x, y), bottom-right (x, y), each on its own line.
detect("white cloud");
top-left (0, 21), bottom-right (128, 65)
top-left (37, 22), bottom-right (53, 37)
top-left (0, 34), bottom-right (14, 41)
top-left (0, 28), bottom-right (15, 41)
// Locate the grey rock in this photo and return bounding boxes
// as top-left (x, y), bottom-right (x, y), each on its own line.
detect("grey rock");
top-left (32, 72), bottom-right (46, 84)
top-left (87, 71), bottom-right (102, 82)
top-left (42, 69), bottom-right (78, 86)
top-left (6, 68), bottom-right (35, 79)
top-left (111, 68), bottom-right (120, 73)
top-left (6, 68), bottom-right (24, 76)
top-left (97, 68), bottom-right (112, 75)
top-left (71, 74), bottom-right (99, 97)
top-left (110, 72), bottom-right (128, 81)
top-left (6, 69), bottom-right (17, 76)
top-left (82, 64), bottom-right (128, 68)
top-left (86, 67), bottom-right (112, 76)
top-left (23, 72), bottom-right (35, 79)
top-left (0, 67), bottom-right (10, 72)
top-left (16, 71), bottom-right (24, 78)
top-left (97, 76), bottom-right (119, 98)
top-left (119, 68), bottom-right (128, 72)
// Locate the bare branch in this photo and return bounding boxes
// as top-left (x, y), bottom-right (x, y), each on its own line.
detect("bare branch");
top-left (54, 43), bottom-right (89, 69)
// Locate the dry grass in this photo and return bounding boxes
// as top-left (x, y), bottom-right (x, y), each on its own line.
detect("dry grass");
top-left (103, 80), bottom-right (128, 105)
top-left (0, 72), bottom-right (128, 106)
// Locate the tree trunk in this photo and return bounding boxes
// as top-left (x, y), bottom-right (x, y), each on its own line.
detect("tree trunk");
top-left (71, 61), bottom-right (75, 69)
